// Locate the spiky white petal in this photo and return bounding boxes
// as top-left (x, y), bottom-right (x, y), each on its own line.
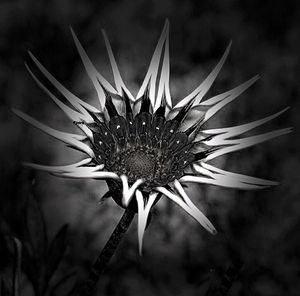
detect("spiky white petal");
top-left (24, 158), bottom-right (93, 173)
top-left (26, 64), bottom-right (83, 121)
top-left (174, 76), bottom-right (260, 132)
top-left (199, 162), bottom-right (277, 186)
top-left (203, 128), bottom-right (292, 160)
top-left (154, 21), bottom-right (172, 111)
top-left (120, 175), bottom-right (144, 207)
top-left (201, 75), bottom-right (260, 123)
top-left (181, 161), bottom-right (277, 189)
top-left (136, 20), bottom-right (170, 108)
top-left (54, 171), bottom-right (118, 179)
top-left (13, 109), bottom-right (94, 157)
top-left (201, 108), bottom-right (289, 139)
top-left (155, 186), bottom-right (217, 234)
top-left (25, 64), bottom-right (94, 140)
top-left (28, 51), bottom-right (100, 121)
top-left (173, 180), bottom-right (216, 233)
top-left (192, 162), bottom-right (277, 188)
top-left (56, 164), bottom-right (104, 175)
top-left (136, 190), bottom-right (157, 255)
top-left (70, 28), bottom-right (117, 110)
top-left (181, 176), bottom-right (269, 189)
top-left (101, 29), bottom-right (134, 101)
top-left (175, 42), bottom-right (232, 108)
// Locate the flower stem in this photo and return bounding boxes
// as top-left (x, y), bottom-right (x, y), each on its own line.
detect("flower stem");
top-left (78, 208), bottom-right (135, 296)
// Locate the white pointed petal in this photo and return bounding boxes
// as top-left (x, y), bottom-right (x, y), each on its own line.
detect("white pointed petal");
top-left (12, 109), bottom-right (85, 142)
top-left (13, 109), bottom-right (94, 157)
top-left (78, 124), bottom-right (94, 140)
top-left (28, 51), bottom-right (100, 118)
top-left (135, 190), bottom-right (145, 255)
top-left (25, 63), bottom-right (86, 122)
top-left (180, 175), bottom-right (268, 189)
top-left (27, 163), bottom-right (104, 174)
top-left (202, 75), bottom-right (260, 122)
top-left (191, 163), bottom-right (215, 178)
top-left (102, 29), bottom-right (134, 101)
top-left (202, 108), bottom-right (289, 138)
top-left (70, 28), bottom-right (117, 110)
top-left (205, 128), bottom-right (292, 160)
top-left (56, 171), bottom-right (118, 179)
top-left (175, 42), bottom-right (232, 108)
top-left (26, 64), bottom-right (94, 140)
top-left (23, 158), bottom-right (93, 173)
top-left (67, 165), bottom-right (104, 174)
top-left (136, 190), bottom-right (157, 255)
top-left (198, 163), bottom-right (277, 186)
top-left (136, 20), bottom-right (169, 107)
top-left (193, 163), bottom-right (277, 187)
top-left (173, 180), bottom-right (216, 234)
top-left (155, 186), bottom-right (216, 234)
top-left (120, 175), bottom-right (144, 207)
top-left (154, 23), bottom-right (172, 111)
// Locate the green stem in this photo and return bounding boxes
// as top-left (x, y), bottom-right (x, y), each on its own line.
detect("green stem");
top-left (78, 208), bottom-right (135, 296)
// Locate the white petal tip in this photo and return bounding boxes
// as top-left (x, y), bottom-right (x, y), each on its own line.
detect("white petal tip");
top-left (22, 162), bottom-right (33, 167)
top-left (70, 26), bottom-right (76, 37)
top-left (12, 108), bottom-right (25, 118)
top-left (211, 228), bottom-right (218, 235)
top-left (226, 40), bottom-right (232, 52)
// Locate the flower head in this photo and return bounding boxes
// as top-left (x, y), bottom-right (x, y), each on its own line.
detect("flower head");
top-left (14, 20), bottom-right (291, 254)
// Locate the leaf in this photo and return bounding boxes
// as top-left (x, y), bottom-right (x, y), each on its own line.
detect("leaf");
top-left (12, 238), bottom-right (22, 296)
top-left (0, 277), bottom-right (12, 296)
top-left (43, 224), bottom-right (68, 288)
top-left (25, 195), bottom-right (48, 262)
top-left (48, 271), bottom-right (76, 296)
top-left (21, 242), bottom-right (39, 291)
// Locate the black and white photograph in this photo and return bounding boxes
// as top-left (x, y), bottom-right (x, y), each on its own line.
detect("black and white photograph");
top-left (0, 1), bottom-right (299, 295)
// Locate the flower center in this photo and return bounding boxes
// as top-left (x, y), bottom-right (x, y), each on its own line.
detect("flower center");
top-left (111, 146), bottom-right (158, 183)
top-left (124, 148), bottom-right (156, 180)
top-left (90, 109), bottom-right (197, 191)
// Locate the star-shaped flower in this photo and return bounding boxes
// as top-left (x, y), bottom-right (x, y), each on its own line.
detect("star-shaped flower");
top-left (13, 20), bottom-right (291, 254)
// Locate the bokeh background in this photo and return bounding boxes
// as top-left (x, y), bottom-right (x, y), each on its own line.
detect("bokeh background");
top-left (0, 0), bottom-right (299, 295)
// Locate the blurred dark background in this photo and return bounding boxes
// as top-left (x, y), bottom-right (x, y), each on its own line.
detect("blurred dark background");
top-left (0, 0), bottom-right (299, 295)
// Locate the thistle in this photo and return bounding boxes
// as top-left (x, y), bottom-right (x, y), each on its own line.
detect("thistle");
top-left (13, 20), bottom-right (290, 258)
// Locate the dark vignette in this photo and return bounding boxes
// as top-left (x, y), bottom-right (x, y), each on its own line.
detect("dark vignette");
top-left (0, 1), bottom-right (299, 295)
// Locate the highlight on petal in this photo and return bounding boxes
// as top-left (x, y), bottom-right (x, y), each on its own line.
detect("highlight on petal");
top-left (203, 128), bottom-right (292, 160)
top-left (54, 171), bottom-right (119, 179)
top-left (120, 175), bottom-right (144, 207)
top-left (23, 158), bottom-right (93, 173)
top-left (13, 109), bottom-right (94, 157)
top-left (136, 19), bottom-right (170, 109)
top-left (175, 41), bottom-right (232, 108)
top-left (25, 63), bottom-right (94, 140)
top-left (154, 21), bottom-right (172, 111)
top-left (200, 162), bottom-right (277, 186)
top-left (28, 51), bottom-right (100, 121)
top-left (174, 180), bottom-right (216, 234)
top-left (40, 164), bottom-right (104, 174)
top-left (181, 162), bottom-right (279, 189)
top-left (155, 186), bottom-right (217, 234)
top-left (70, 27), bottom-right (117, 110)
top-left (135, 190), bottom-right (158, 255)
top-left (101, 29), bottom-right (134, 101)
top-left (201, 75), bottom-right (260, 123)
top-left (25, 64), bottom-right (85, 121)
top-left (201, 107), bottom-right (289, 139)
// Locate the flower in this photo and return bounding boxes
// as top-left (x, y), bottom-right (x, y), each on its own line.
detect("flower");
top-left (13, 20), bottom-right (291, 254)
